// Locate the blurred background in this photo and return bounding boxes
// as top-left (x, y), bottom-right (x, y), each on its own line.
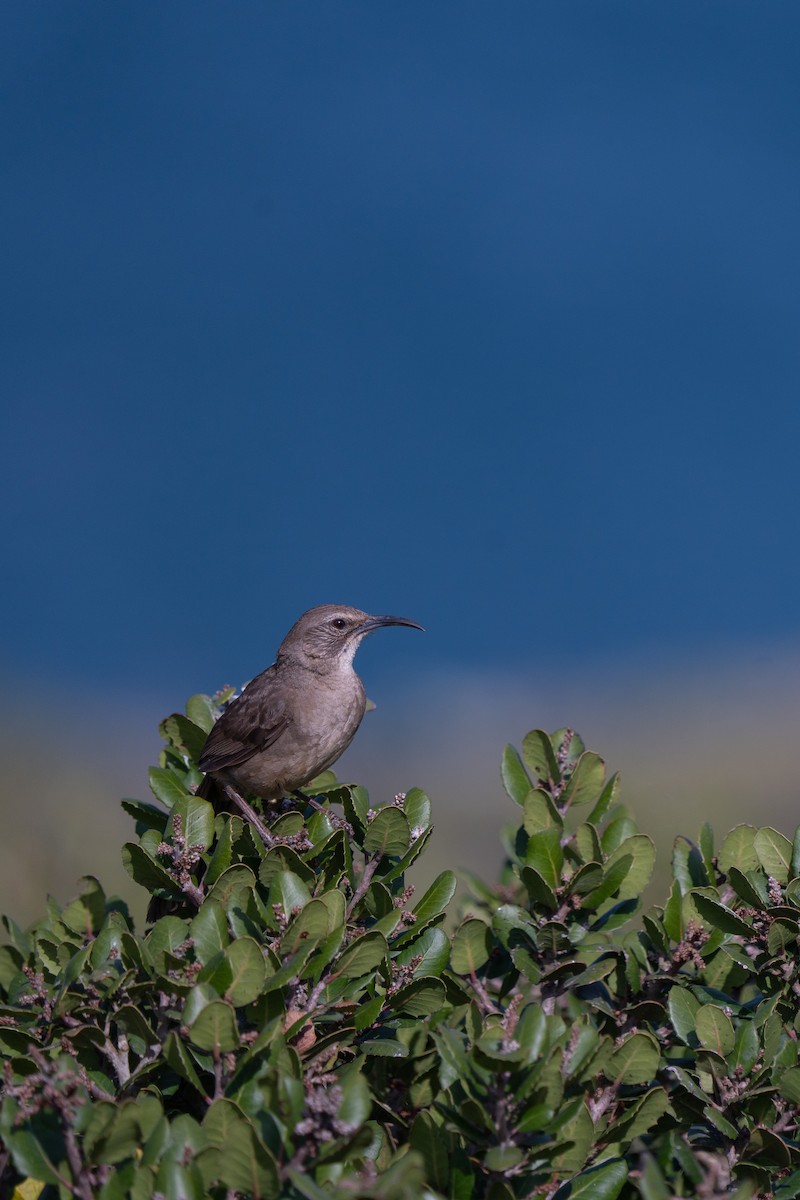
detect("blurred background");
top-left (2, 3), bottom-right (800, 926)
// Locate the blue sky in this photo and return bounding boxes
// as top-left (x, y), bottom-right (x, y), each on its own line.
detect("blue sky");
top-left (2, 2), bottom-right (799, 703)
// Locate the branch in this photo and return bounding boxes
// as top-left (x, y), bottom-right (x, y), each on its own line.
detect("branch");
top-left (222, 784), bottom-right (275, 847)
top-left (346, 854), bottom-right (380, 920)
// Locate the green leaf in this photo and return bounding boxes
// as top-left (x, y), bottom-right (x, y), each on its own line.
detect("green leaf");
top-left (523, 789), bottom-right (563, 835)
top-left (61, 876), bottom-right (106, 936)
top-left (96, 1098), bottom-right (164, 1165)
top-left (567, 862), bottom-right (604, 895)
top-left (601, 816), bottom-right (637, 855)
top-left (159, 713), bottom-right (208, 762)
top-left (188, 999), bottom-right (239, 1053)
top-left (550, 1100), bottom-right (593, 1173)
top-left (336, 930), bottom-right (388, 978)
top-left (207, 864), bottom-right (258, 908)
top-left (185, 693), bottom-right (217, 733)
top-left (403, 787), bottom-right (432, 831)
top-left (412, 870), bottom-right (457, 926)
top-left (754, 827), bottom-right (792, 884)
top-left (410, 1111), bottom-right (450, 1192)
top-left (778, 1066), bottom-right (800, 1104)
top-left (317, 888), bottom-right (346, 929)
top-left (269, 811), bottom-right (305, 837)
top-left (354, 995), bottom-right (384, 1032)
top-left (609, 1088), bottom-right (671, 1144)
top-left (580, 855), bottom-right (633, 909)
top-left (392, 977), bottom-right (447, 1016)
top-left (172, 795), bottom-right (215, 852)
top-left (298, 926), bottom-right (346, 988)
top-left (521, 865), bottom-right (558, 910)
top-left (450, 919), bottom-right (491, 975)
top-left (690, 890), bottom-right (754, 938)
top-left (728, 866), bottom-right (767, 909)
top-left (121, 843), bottom-right (180, 898)
top-left (768, 917), bottom-right (798, 955)
top-left (283, 898), bottom-right (338, 955)
top-left (336, 1070), bottom-right (371, 1128)
top-left (719, 825), bottom-right (759, 874)
top-left (146, 914), bottom-right (190, 967)
top-left (668, 986), bottom-right (700, 1043)
top-left (122, 797), bottom-right (171, 833)
top-left (492, 903), bottom-right (538, 951)
top-left (695, 1004), bottom-right (735, 1057)
top-left (202, 1100), bottom-right (279, 1198)
top-left (526, 827), bottom-right (563, 890)
top-left (163, 1031), bottom-right (205, 1092)
top-left (395, 926), bottom-right (450, 977)
top-left (203, 819), bottom-right (241, 891)
top-left (153, 1161), bottom-right (205, 1200)
top-left (224, 937), bottom-right (268, 1006)
top-left (698, 820), bottom-right (715, 874)
top-left (363, 807), bottom-right (411, 858)
top-left (359, 1037), bottom-right (409, 1057)
top-left (643, 907), bottom-right (670, 952)
top-left (552, 1159), bottom-right (627, 1200)
top-left (605, 835), bottom-right (655, 900)
top-left (381, 825), bottom-right (433, 884)
top-left (609, 1031), bottom-right (660, 1083)
top-left (259, 846), bottom-right (315, 891)
top-left (586, 771), bottom-right (620, 826)
top-left (114, 1004), bottom-right (156, 1052)
top-left (1, 1119), bottom-right (63, 1185)
top-left (268, 871), bottom-right (311, 920)
top-left (561, 751), bottom-right (606, 808)
top-left (521, 730), bottom-right (560, 786)
top-left (703, 1105), bottom-right (738, 1140)
top-left (673, 838), bottom-right (707, 893)
top-left (484, 1145), bottom-right (524, 1172)
top-left (340, 784), bottom-right (371, 830)
top-left (732, 1019), bottom-right (759, 1073)
top-left (501, 744), bottom-right (532, 805)
top-left (575, 822), bottom-right (603, 864)
top-left (148, 767), bottom-right (190, 810)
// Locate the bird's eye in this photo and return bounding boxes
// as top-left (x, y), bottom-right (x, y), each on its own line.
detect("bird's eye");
top-left (331, 618), bottom-right (347, 630)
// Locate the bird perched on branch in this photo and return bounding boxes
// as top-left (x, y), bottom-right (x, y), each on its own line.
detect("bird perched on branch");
top-left (197, 604), bottom-right (423, 812)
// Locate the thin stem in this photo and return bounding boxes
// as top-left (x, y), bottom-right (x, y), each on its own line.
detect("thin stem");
top-left (181, 879), bottom-right (205, 907)
top-left (222, 784), bottom-right (274, 846)
top-left (346, 854), bottom-right (380, 920)
top-left (64, 1125), bottom-right (93, 1200)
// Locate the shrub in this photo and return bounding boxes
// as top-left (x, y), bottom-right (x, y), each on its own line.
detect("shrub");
top-left (0, 700), bottom-right (799, 1198)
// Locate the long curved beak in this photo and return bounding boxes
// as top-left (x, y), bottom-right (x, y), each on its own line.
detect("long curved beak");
top-left (357, 614), bottom-right (425, 635)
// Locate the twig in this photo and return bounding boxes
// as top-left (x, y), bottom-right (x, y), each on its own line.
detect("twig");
top-left (213, 1052), bottom-right (225, 1101)
top-left (64, 1124), bottom-right (94, 1200)
top-left (346, 854), bottom-right (380, 919)
top-left (181, 879), bottom-right (205, 907)
top-left (222, 784), bottom-right (274, 846)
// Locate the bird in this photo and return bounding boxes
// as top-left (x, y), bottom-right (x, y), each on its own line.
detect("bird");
top-left (196, 604), bottom-right (424, 811)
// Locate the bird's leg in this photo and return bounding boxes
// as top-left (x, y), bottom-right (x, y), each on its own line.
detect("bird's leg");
top-left (292, 789), bottom-right (353, 835)
top-left (221, 784), bottom-right (275, 847)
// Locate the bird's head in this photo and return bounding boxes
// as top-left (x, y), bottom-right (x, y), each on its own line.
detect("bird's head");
top-left (279, 604), bottom-right (424, 669)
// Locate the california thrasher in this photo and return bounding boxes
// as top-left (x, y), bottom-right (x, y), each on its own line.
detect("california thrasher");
top-left (197, 604), bottom-right (423, 813)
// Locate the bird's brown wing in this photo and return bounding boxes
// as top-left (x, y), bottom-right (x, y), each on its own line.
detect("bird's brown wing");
top-left (198, 665), bottom-right (292, 774)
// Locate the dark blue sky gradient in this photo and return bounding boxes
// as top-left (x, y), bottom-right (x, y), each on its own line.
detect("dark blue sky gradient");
top-left (2, 3), bottom-right (799, 698)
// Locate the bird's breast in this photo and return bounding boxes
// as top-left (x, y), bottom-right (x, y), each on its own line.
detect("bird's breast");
top-left (291, 670), bottom-right (366, 763)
